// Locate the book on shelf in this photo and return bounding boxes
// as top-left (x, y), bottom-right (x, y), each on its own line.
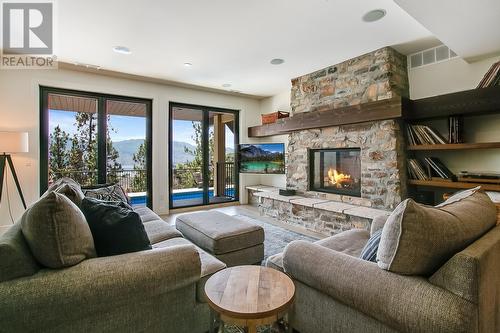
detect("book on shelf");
top-left (477, 61), bottom-right (500, 88)
top-left (424, 157), bottom-right (455, 179)
top-left (407, 158), bottom-right (429, 180)
top-left (448, 116), bottom-right (464, 144)
top-left (407, 157), bottom-right (456, 181)
top-left (407, 124), bottom-right (447, 145)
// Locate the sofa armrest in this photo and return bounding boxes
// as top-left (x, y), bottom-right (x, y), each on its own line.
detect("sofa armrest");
top-left (283, 240), bottom-right (477, 333)
top-left (0, 245), bottom-right (201, 327)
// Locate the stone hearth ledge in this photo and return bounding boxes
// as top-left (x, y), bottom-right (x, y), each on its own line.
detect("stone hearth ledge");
top-left (247, 185), bottom-right (389, 220)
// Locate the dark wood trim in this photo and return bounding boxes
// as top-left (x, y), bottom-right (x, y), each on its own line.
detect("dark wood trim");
top-left (404, 86), bottom-right (500, 121)
top-left (248, 97), bottom-right (403, 137)
top-left (97, 97), bottom-right (107, 184)
top-left (168, 102), bottom-right (240, 209)
top-left (409, 179), bottom-right (500, 192)
top-left (407, 142), bottom-right (500, 151)
top-left (39, 86), bottom-right (153, 208)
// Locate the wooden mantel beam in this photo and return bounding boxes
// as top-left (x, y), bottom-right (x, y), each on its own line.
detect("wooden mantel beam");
top-left (248, 97), bottom-right (404, 138)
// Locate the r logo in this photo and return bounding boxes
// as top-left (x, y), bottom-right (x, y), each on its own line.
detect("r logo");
top-left (2, 2), bottom-right (53, 54)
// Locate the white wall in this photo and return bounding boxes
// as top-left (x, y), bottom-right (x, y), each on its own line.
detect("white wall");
top-left (408, 55), bottom-right (500, 175)
top-left (0, 68), bottom-right (262, 227)
top-left (409, 55), bottom-right (500, 99)
top-left (257, 90), bottom-right (291, 188)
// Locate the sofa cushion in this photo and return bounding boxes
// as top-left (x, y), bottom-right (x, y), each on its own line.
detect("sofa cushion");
top-left (377, 187), bottom-right (497, 275)
top-left (21, 192), bottom-right (96, 268)
top-left (315, 228), bottom-right (370, 257)
top-left (83, 183), bottom-right (130, 204)
top-left (144, 220), bottom-right (183, 244)
top-left (266, 229), bottom-right (369, 272)
top-left (81, 197), bottom-right (152, 256)
top-left (46, 177), bottom-right (81, 193)
top-left (175, 211), bottom-right (264, 254)
top-left (0, 223), bottom-right (40, 282)
top-left (359, 229), bottom-right (382, 262)
top-left (134, 206), bottom-right (161, 223)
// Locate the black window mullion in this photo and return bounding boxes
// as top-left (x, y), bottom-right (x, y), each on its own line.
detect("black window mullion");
top-left (97, 97), bottom-right (107, 184)
top-left (202, 109), bottom-right (210, 205)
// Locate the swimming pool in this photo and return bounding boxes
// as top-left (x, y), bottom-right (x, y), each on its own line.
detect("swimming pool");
top-left (129, 188), bottom-right (236, 206)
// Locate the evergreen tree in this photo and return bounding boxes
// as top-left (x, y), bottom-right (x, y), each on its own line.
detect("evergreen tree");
top-left (48, 125), bottom-right (69, 181)
top-left (131, 142), bottom-right (146, 192)
top-left (175, 121), bottom-right (215, 189)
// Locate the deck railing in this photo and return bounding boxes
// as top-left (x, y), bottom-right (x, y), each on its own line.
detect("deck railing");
top-left (51, 169), bottom-right (146, 193)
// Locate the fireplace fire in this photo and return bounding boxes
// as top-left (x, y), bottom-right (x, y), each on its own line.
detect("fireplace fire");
top-left (309, 148), bottom-right (361, 197)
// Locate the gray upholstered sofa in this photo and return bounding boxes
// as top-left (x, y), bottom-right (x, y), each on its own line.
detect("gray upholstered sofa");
top-left (0, 204), bottom-right (226, 332)
top-left (267, 190), bottom-right (500, 333)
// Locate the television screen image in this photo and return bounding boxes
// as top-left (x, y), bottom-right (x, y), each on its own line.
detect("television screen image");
top-left (239, 143), bottom-right (285, 174)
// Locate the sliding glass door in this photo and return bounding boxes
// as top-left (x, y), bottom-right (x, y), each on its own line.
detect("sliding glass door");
top-left (40, 87), bottom-right (152, 207)
top-left (169, 103), bottom-right (239, 209)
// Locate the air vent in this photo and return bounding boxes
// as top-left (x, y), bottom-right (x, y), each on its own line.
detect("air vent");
top-left (408, 44), bottom-right (458, 69)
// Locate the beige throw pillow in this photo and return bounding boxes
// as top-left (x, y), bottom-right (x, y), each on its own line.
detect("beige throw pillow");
top-left (21, 192), bottom-right (96, 268)
top-left (377, 187), bottom-right (496, 275)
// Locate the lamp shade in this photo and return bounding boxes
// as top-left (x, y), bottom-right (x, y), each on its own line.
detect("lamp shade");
top-left (0, 132), bottom-right (29, 153)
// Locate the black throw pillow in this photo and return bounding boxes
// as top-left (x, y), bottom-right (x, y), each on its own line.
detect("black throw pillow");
top-left (81, 197), bottom-right (152, 257)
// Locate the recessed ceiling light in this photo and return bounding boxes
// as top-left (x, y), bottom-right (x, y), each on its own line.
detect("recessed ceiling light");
top-left (222, 83), bottom-right (232, 88)
top-left (184, 62), bottom-right (193, 67)
top-left (112, 46), bottom-right (131, 55)
top-left (270, 58), bottom-right (285, 65)
top-left (362, 9), bottom-right (386, 22)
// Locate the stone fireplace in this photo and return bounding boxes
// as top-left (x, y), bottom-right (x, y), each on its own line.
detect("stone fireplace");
top-left (286, 46), bottom-right (409, 210)
top-left (309, 148), bottom-right (361, 197)
top-left (251, 47), bottom-right (410, 237)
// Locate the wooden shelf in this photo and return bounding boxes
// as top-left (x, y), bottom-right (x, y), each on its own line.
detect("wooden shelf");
top-left (407, 142), bottom-right (500, 151)
top-left (408, 179), bottom-right (500, 191)
top-left (248, 97), bottom-right (404, 137)
top-left (404, 86), bottom-right (500, 120)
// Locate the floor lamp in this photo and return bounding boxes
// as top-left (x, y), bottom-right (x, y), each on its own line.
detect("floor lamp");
top-left (0, 132), bottom-right (28, 210)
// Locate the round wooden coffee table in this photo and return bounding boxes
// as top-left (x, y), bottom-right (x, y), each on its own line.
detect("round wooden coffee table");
top-left (205, 265), bottom-right (295, 333)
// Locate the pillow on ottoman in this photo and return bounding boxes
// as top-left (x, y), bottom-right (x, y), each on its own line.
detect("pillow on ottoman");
top-left (377, 187), bottom-right (497, 275)
top-left (81, 197), bottom-right (151, 257)
top-left (21, 192), bottom-right (96, 268)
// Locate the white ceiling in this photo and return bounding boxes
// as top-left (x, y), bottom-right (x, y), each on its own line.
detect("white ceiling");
top-left (394, 0), bottom-right (500, 62)
top-left (56, 0), bottom-right (434, 97)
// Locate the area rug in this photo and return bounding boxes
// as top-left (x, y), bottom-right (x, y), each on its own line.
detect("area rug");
top-left (233, 214), bottom-right (318, 263)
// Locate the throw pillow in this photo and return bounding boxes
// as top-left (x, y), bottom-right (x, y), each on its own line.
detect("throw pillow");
top-left (83, 183), bottom-right (130, 204)
top-left (359, 229), bottom-right (382, 262)
top-left (377, 187), bottom-right (497, 275)
top-left (21, 192), bottom-right (96, 268)
top-left (81, 197), bottom-right (151, 257)
top-left (43, 177), bottom-right (85, 207)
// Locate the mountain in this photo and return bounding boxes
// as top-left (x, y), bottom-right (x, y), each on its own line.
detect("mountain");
top-left (111, 140), bottom-right (237, 168)
top-left (112, 139), bottom-right (197, 168)
top-left (112, 139), bottom-right (145, 168)
top-left (172, 141), bottom-right (196, 165)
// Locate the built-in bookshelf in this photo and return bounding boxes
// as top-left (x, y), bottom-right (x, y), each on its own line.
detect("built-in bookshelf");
top-left (404, 85), bottom-right (500, 203)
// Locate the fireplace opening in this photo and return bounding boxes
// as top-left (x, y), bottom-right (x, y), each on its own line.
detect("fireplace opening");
top-left (309, 148), bottom-right (361, 197)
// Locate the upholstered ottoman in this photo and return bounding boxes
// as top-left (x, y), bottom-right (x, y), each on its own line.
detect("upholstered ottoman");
top-left (175, 211), bottom-right (265, 266)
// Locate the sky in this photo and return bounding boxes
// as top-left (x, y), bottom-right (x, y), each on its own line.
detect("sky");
top-left (173, 119), bottom-right (234, 148)
top-left (50, 109), bottom-right (234, 146)
top-left (49, 109), bottom-right (146, 142)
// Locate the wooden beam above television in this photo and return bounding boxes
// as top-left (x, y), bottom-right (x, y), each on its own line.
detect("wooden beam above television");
top-left (248, 97), bottom-right (404, 138)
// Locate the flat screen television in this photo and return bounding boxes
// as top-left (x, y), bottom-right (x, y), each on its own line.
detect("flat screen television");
top-left (239, 143), bottom-right (285, 174)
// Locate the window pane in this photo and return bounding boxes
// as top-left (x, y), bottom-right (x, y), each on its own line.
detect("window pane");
top-left (106, 99), bottom-right (148, 206)
top-left (48, 93), bottom-right (98, 186)
top-left (171, 106), bottom-right (204, 208)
